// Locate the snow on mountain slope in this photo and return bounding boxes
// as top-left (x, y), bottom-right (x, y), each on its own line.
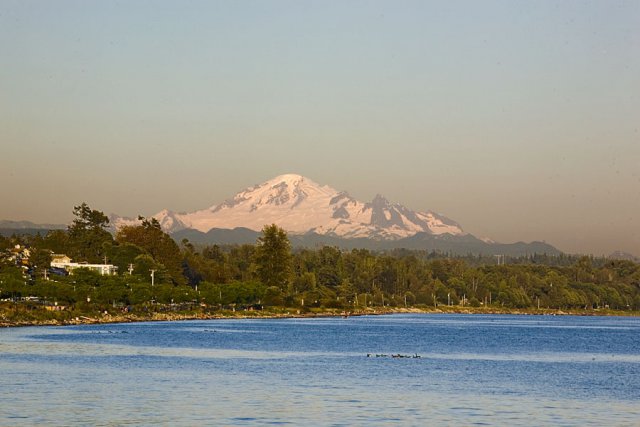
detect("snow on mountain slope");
top-left (109, 209), bottom-right (189, 234)
top-left (112, 174), bottom-right (464, 239)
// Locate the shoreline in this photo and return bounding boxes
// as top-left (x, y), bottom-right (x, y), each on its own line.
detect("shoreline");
top-left (2, 305), bottom-right (638, 328)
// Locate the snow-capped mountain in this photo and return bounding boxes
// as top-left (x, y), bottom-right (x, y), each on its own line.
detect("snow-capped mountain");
top-left (112, 174), bottom-right (464, 240)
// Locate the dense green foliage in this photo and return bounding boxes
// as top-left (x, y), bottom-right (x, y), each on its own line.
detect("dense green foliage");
top-left (67, 203), bottom-right (112, 263)
top-left (1, 203), bottom-right (639, 315)
top-left (254, 224), bottom-right (293, 290)
top-left (116, 217), bottom-right (185, 285)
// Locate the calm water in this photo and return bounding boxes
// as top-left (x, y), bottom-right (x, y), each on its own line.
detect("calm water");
top-left (1, 314), bottom-right (639, 426)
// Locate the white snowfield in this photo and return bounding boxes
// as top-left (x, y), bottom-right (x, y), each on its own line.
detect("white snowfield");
top-left (112, 174), bottom-right (464, 240)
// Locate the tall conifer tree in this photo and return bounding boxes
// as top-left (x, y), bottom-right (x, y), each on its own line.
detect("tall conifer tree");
top-left (254, 224), bottom-right (292, 289)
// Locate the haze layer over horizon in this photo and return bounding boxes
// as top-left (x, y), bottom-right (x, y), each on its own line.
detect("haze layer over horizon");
top-left (1, 1), bottom-right (638, 256)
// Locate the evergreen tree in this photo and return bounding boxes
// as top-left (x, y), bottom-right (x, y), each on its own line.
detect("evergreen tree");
top-left (67, 203), bottom-right (113, 263)
top-left (254, 224), bottom-right (292, 289)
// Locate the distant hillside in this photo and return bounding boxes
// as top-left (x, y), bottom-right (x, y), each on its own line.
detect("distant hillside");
top-left (608, 251), bottom-right (640, 263)
top-left (0, 220), bottom-right (66, 230)
top-left (172, 227), bottom-right (260, 245)
top-left (173, 228), bottom-right (562, 257)
top-left (0, 220), bottom-right (65, 237)
top-left (0, 217), bottom-right (561, 256)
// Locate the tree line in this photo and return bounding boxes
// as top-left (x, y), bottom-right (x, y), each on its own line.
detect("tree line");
top-left (1, 203), bottom-right (639, 312)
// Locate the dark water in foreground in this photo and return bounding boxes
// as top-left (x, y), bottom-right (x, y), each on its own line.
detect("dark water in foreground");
top-left (1, 314), bottom-right (639, 426)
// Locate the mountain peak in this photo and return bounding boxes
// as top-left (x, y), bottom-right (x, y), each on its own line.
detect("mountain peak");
top-left (112, 174), bottom-right (465, 240)
top-left (268, 173), bottom-right (307, 185)
top-left (371, 194), bottom-right (390, 206)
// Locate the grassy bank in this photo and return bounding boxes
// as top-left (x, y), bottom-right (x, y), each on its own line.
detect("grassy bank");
top-left (1, 301), bottom-right (638, 328)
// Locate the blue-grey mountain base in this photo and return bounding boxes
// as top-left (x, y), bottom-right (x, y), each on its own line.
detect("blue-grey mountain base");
top-left (2, 174), bottom-right (562, 256)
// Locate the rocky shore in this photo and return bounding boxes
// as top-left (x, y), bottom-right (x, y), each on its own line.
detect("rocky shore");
top-left (2, 305), bottom-right (638, 328)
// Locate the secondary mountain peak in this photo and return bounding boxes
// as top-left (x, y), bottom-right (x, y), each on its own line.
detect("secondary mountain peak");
top-left (371, 194), bottom-right (391, 206)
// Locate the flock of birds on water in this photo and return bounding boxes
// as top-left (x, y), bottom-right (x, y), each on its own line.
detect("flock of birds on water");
top-left (91, 329), bottom-right (423, 359)
top-left (367, 353), bottom-right (421, 359)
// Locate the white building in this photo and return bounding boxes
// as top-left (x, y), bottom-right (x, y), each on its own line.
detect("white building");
top-left (50, 254), bottom-right (118, 276)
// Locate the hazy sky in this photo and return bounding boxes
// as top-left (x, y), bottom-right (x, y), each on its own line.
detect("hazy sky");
top-left (1, 0), bottom-right (639, 256)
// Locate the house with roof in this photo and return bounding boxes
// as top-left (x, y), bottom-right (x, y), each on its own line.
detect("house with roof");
top-left (7, 244), bottom-right (31, 267)
top-left (51, 254), bottom-right (72, 264)
top-left (50, 254), bottom-right (118, 276)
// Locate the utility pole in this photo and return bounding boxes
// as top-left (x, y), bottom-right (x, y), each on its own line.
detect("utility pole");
top-left (150, 269), bottom-right (156, 287)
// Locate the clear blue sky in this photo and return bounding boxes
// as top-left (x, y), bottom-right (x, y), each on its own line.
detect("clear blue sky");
top-left (1, 0), bottom-right (639, 255)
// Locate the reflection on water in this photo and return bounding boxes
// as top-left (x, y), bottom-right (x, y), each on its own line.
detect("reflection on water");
top-left (1, 314), bottom-right (639, 426)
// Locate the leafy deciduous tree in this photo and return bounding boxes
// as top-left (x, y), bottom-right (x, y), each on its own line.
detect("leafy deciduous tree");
top-left (116, 217), bottom-right (185, 285)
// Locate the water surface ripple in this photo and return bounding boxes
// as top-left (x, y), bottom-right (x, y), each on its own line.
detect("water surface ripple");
top-left (1, 314), bottom-right (638, 426)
